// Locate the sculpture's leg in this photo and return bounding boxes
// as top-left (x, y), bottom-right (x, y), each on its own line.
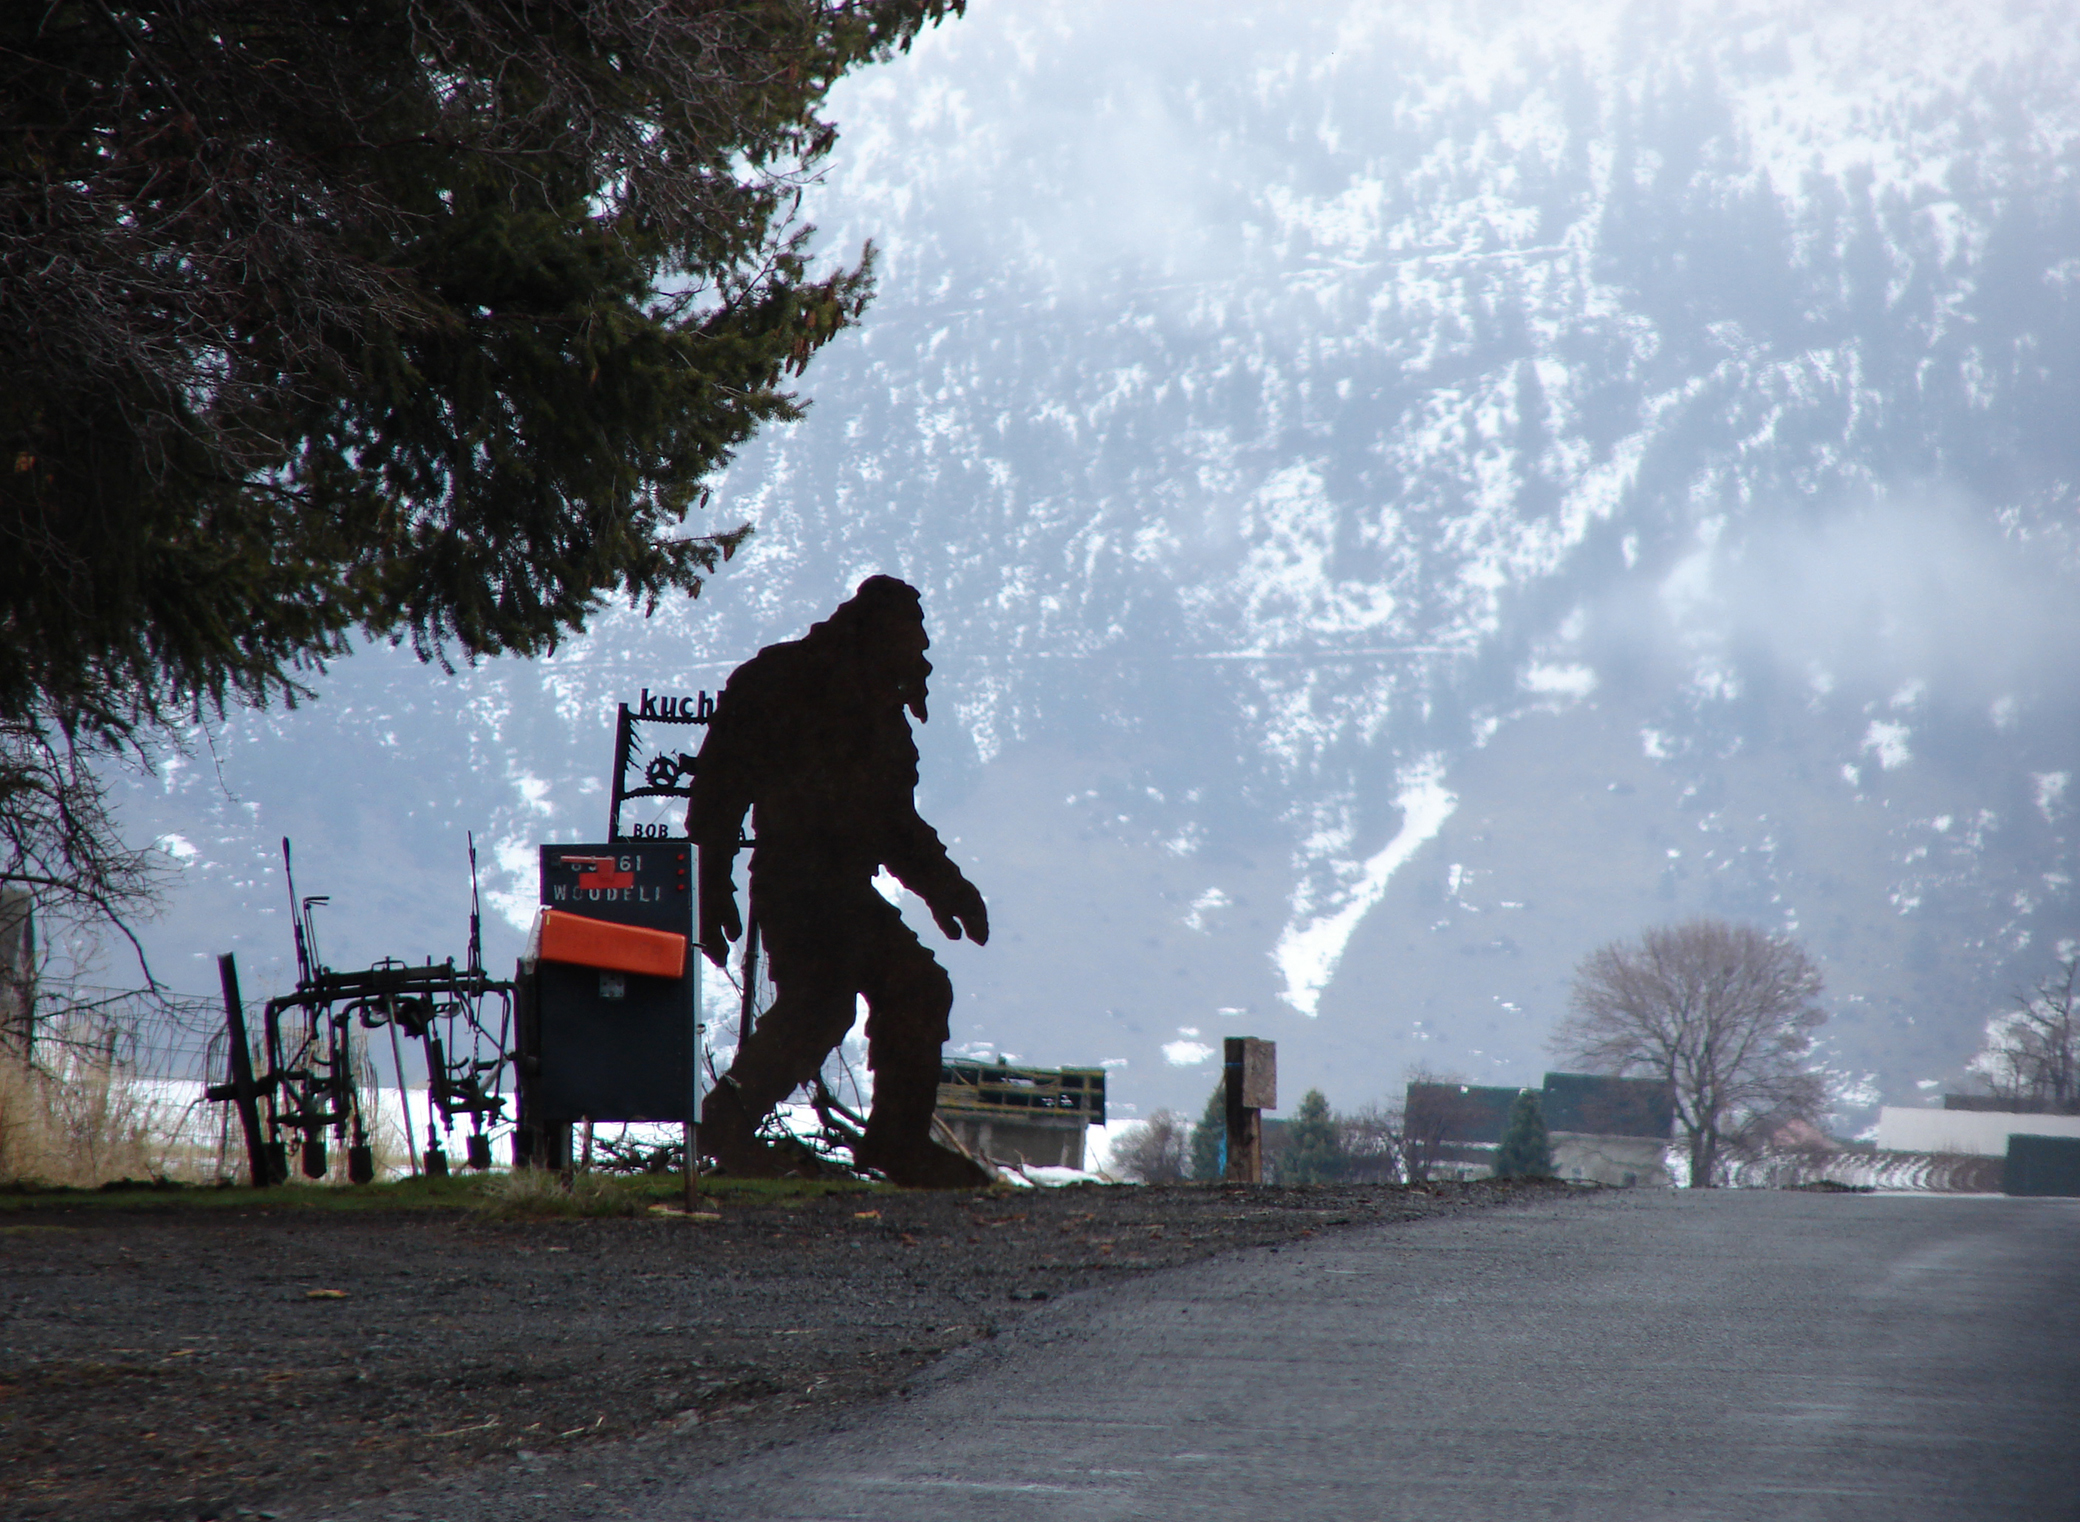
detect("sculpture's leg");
top-left (694, 1078), bottom-right (790, 1178)
top-left (856, 906), bottom-right (990, 1189)
top-left (701, 890), bottom-right (860, 1177)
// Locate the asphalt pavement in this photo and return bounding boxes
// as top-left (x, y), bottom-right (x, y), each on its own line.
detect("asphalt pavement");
top-left (655, 1189), bottom-right (2080, 1521)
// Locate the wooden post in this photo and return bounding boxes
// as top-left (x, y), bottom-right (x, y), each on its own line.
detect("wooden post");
top-left (607, 703), bottom-right (635, 843)
top-left (686, 851), bottom-right (703, 1211)
top-left (1223, 1037), bottom-right (1276, 1183)
top-left (216, 954), bottom-right (272, 1189)
top-left (511, 955), bottom-right (545, 1169)
top-left (736, 911), bottom-right (761, 1040)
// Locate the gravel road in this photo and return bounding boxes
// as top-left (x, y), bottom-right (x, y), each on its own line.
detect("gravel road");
top-left (663, 1189), bottom-right (2080, 1522)
top-left (0, 1178), bottom-right (1550, 1521)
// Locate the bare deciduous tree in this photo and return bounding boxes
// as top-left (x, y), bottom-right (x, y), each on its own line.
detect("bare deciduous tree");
top-left (1107, 1109), bottom-right (1190, 1183)
top-left (1551, 918), bottom-right (1829, 1187)
top-left (1336, 1101), bottom-right (1406, 1184)
top-left (1397, 1090), bottom-right (1455, 1184)
top-left (1971, 954), bottom-right (2080, 1112)
top-left (1399, 1070), bottom-right (1492, 1183)
top-left (0, 721), bottom-right (162, 1045)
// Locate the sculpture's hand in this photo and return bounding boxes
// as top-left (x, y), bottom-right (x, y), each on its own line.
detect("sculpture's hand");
top-left (927, 875), bottom-right (990, 946)
top-left (700, 891), bottom-right (742, 968)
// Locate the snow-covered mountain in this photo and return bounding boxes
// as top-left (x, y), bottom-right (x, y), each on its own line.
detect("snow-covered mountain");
top-left (119, 0), bottom-right (2080, 1129)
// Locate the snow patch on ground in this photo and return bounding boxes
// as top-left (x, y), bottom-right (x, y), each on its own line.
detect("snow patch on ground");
top-left (1182, 887), bottom-right (1230, 932)
top-left (1275, 757), bottom-right (1457, 1016)
top-left (994, 1163), bottom-right (1114, 1189)
top-left (487, 835), bottom-right (543, 932)
top-left (1521, 662), bottom-right (1598, 699)
top-left (1862, 721), bottom-right (1912, 770)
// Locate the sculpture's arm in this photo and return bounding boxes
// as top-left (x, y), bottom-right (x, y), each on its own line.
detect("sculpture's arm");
top-left (885, 811), bottom-right (989, 946)
top-left (686, 689), bottom-right (755, 967)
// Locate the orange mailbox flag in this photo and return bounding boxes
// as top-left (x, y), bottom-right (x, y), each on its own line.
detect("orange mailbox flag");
top-left (533, 909), bottom-right (689, 980)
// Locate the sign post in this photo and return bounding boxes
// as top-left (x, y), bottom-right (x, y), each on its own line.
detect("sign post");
top-left (687, 845), bottom-right (702, 1210)
top-left (599, 687), bottom-right (715, 1206)
top-left (1223, 1037), bottom-right (1277, 1184)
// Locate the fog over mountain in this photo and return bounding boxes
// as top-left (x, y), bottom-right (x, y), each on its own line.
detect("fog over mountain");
top-left (117, 0), bottom-right (2080, 1129)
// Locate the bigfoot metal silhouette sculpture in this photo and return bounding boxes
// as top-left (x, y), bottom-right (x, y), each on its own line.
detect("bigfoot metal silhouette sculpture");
top-left (688, 576), bottom-right (991, 1188)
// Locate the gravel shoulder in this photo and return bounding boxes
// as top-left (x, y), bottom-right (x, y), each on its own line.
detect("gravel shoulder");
top-left (0, 1178), bottom-right (1569, 1521)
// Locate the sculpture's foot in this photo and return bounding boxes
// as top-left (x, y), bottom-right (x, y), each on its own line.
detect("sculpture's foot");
top-left (696, 1081), bottom-right (791, 1179)
top-left (856, 1134), bottom-right (993, 1190)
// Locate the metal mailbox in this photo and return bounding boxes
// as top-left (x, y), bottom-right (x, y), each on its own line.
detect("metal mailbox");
top-left (519, 843), bottom-right (698, 1133)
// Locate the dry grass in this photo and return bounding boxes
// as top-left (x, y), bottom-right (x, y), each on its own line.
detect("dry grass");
top-left (0, 1013), bottom-right (476, 1192)
top-left (360, 1094), bottom-right (412, 1182)
top-left (0, 1032), bottom-right (174, 1187)
top-left (474, 1165), bottom-right (645, 1218)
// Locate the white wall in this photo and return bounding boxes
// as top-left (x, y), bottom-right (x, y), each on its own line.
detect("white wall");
top-left (1550, 1133), bottom-right (1673, 1188)
top-left (1873, 1106), bottom-right (2080, 1157)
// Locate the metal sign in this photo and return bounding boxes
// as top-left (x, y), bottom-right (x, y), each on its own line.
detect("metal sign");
top-left (540, 844), bottom-right (691, 928)
top-left (607, 687), bottom-right (716, 840)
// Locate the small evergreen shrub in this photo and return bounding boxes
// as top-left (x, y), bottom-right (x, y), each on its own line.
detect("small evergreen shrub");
top-left (1493, 1090), bottom-right (1554, 1179)
top-left (1280, 1089), bottom-right (1347, 1184)
top-left (1190, 1082), bottom-right (1227, 1181)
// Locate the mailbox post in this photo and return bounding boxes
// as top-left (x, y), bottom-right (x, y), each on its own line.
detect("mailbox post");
top-left (1223, 1036), bottom-right (1277, 1183)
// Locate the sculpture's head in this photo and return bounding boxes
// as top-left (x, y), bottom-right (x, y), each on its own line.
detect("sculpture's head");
top-left (819, 574), bottom-right (933, 721)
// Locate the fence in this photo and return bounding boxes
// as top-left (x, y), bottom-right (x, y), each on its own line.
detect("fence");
top-left (1723, 1146), bottom-right (2005, 1193)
